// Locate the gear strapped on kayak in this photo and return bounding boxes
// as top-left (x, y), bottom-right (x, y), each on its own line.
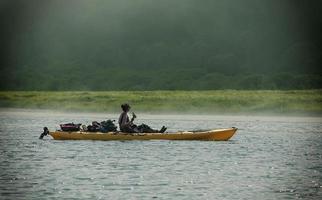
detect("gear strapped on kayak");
top-left (39, 104), bottom-right (168, 139)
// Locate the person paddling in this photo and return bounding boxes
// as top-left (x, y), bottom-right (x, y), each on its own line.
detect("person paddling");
top-left (118, 103), bottom-right (167, 133)
top-left (118, 103), bottom-right (138, 133)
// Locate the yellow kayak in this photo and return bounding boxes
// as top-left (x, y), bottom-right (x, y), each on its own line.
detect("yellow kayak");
top-left (49, 127), bottom-right (237, 141)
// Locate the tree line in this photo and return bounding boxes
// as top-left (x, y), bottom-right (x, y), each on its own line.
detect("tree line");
top-left (1, 0), bottom-right (321, 90)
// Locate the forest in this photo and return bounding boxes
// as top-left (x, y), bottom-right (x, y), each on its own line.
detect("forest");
top-left (1, 0), bottom-right (321, 90)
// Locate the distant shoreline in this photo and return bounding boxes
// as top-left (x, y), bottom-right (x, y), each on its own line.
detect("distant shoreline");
top-left (0, 90), bottom-right (321, 116)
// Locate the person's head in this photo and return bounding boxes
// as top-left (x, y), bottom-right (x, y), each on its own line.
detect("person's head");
top-left (121, 103), bottom-right (131, 112)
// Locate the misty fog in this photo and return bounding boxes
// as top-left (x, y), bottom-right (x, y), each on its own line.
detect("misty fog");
top-left (1, 0), bottom-right (321, 90)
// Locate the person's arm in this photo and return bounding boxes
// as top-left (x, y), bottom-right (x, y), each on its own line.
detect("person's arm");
top-left (130, 112), bottom-right (136, 123)
top-left (118, 113), bottom-right (124, 127)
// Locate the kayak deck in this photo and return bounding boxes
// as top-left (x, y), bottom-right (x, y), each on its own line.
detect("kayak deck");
top-left (49, 127), bottom-right (237, 141)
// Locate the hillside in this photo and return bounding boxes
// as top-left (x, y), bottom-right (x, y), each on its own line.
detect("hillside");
top-left (1, 0), bottom-right (321, 90)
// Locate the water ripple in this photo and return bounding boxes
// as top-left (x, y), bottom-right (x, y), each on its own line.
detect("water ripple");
top-left (0, 109), bottom-right (322, 200)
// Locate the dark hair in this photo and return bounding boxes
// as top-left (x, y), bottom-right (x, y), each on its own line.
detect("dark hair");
top-left (121, 103), bottom-right (130, 111)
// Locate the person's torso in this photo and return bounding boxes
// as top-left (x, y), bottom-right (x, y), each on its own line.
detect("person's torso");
top-left (118, 112), bottom-right (129, 127)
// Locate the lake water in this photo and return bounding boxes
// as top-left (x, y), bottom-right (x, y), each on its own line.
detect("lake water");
top-left (0, 109), bottom-right (321, 200)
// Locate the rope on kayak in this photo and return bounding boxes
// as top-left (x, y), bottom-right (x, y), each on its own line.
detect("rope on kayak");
top-left (39, 127), bottom-right (49, 139)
